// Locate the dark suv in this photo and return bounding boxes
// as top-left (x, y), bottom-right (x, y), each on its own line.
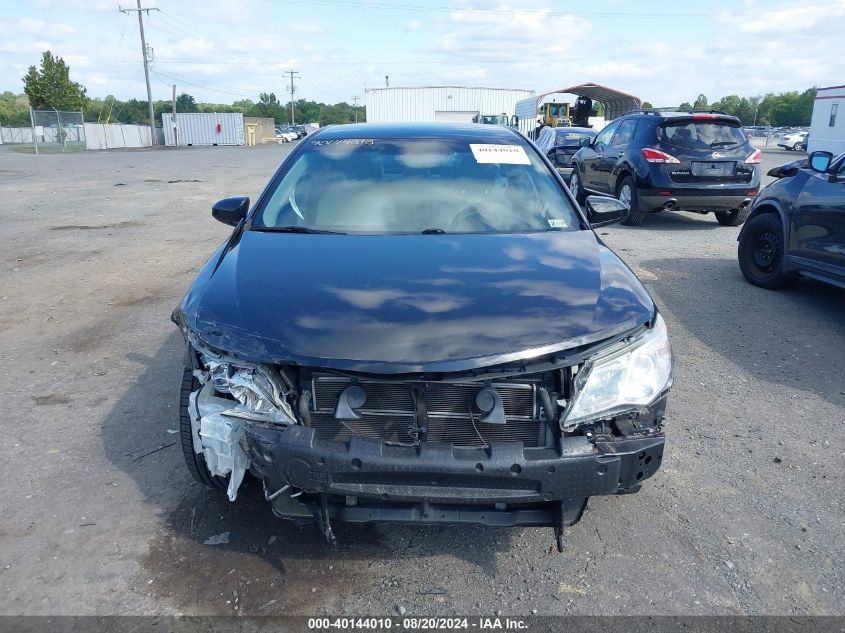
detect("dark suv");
top-left (568, 110), bottom-right (762, 226)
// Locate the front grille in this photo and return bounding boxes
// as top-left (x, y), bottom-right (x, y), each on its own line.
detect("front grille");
top-left (304, 371), bottom-right (546, 448)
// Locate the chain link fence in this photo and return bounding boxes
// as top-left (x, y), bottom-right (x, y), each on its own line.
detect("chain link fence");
top-left (29, 109), bottom-right (86, 153)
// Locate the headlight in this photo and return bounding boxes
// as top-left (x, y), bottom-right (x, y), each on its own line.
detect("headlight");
top-left (563, 314), bottom-right (673, 428)
top-left (205, 360), bottom-right (296, 424)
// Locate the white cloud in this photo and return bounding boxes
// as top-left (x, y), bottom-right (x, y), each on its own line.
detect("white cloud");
top-left (2, 0), bottom-right (843, 109)
top-left (293, 21), bottom-right (324, 34)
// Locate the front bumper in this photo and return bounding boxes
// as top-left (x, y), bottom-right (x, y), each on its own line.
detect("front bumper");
top-left (242, 424), bottom-right (664, 527)
top-left (555, 165), bottom-right (574, 182)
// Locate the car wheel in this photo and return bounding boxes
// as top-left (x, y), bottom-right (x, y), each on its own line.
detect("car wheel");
top-left (715, 206), bottom-right (752, 226)
top-left (793, 142), bottom-right (802, 151)
top-left (179, 367), bottom-right (227, 489)
top-left (617, 176), bottom-right (646, 226)
top-left (737, 214), bottom-right (797, 289)
top-left (568, 168), bottom-right (586, 205)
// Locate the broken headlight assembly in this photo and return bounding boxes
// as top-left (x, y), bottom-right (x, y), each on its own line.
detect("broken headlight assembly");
top-left (208, 363), bottom-right (296, 424)
top-left (563, 313), bottom-right (673, 429)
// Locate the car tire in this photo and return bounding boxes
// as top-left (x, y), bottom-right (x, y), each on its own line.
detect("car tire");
top-left (568, 168), bottom-right (586, 205)
top-left (180, 367), bottom-right (227, 489)
top-left (617, 176), bottom-right (646, 226)
top-left (715, 206), bottom-right (752, 226)
top-left (738, 214), bottom-right (797, 289)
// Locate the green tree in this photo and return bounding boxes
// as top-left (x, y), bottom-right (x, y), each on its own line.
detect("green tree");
top-left (693, 93), bottom-right (708, 110)
top-left (679, 102), bottom-right (693, 111)
top-left (641, 101), bottom-right (653, 109)
top-left (0, 91), bottom-right (31, 126)
top-left (175, 93), bottom-right (198, 112)
top-left (22, 51), bottom-right (88, 110)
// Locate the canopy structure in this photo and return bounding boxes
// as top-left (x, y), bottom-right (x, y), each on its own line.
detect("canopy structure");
top-left (539, 83), bottom-right (642, 120)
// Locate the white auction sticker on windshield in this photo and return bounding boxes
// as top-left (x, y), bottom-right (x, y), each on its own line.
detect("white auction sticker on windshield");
top-left (469, 144), bottom-right (531, 165)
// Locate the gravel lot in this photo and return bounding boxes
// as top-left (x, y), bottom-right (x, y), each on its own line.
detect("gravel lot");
top-left (0, 143), bottom-right (841, 616)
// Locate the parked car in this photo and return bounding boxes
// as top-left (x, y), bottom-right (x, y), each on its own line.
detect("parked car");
top-left (777, 131), bottom-right (808, 151)
top-left (738, 150), bottom-right (845, 289)
top-left (535, 126), bottom-right (597, 183)
top-left (569, 111), bottom-right (761, 226)
top-left (172, 123), bottom-right (673, 547)
top-left (274, 126), bottom-right (298, 143)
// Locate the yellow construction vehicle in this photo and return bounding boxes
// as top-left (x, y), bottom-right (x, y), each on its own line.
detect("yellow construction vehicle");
top-left (539, 102), bottom-right (571, 127)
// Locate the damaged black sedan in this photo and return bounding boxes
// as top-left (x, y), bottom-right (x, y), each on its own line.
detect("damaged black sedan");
top-left (172, 123), bottom-right (673, 547)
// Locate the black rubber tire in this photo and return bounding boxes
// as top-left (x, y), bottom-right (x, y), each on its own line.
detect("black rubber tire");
top-left (738, 213), bottom-right (797, 289)
top-left (568, 167), bottom-right (586, 205)
top-left (617, 176), bottom-right (646, 226)
top-left (793, 142), bottom-right (802, 151)
top-left (179, 367), bottom-right (227, 489)
top-left (715, 206), bottom-right (752, 226)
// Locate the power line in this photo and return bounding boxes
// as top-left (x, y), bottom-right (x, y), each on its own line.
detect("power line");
top-left (150, 68), bottom-right (256, 99)
top-left (98, 11), bottom-right (130, 123)
top-left (156, 9), bottom-right (254, 62)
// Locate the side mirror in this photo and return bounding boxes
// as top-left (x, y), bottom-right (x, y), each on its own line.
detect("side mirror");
top-left (579, 137), bottom-right (591, 148)
top-left (212, 196), bottom-right (249, 226)
top-left (584, 195), bottom-right (628, 228)
top-left (510, 114), bottom-right (519, 127)
top-left (809, 151), bottom-right (833, 173)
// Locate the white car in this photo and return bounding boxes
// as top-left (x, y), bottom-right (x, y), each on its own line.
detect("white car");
top-left (274, 128), bottom-right (298, 143)
top-left (777, 131), bottom-right (807, 151)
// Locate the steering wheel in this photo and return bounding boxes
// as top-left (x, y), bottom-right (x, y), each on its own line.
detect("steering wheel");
top-left (449, 201), bottom-right (531, 232)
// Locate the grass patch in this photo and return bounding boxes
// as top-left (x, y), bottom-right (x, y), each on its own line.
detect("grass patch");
top-left (14, 143), bottom-right (86, 154)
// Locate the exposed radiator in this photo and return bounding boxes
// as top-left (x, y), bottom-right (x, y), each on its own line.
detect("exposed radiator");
top-left (305, 371), bottom-right (545, 448)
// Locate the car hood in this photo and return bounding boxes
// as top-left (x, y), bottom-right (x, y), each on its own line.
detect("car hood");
top-left (177, 230), bottom-right (654, 373)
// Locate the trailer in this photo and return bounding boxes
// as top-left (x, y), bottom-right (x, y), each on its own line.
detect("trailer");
top-left (514, 83), bottom-right (642, 137)
top-left (162, 112), bottom-right (245, 146)
top-left (365, 86), bottom-right (534, 124)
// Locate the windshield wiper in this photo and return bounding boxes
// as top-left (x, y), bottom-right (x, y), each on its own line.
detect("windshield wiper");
top-left (710, 141), bottom-right (739, 148)
top-left (254, 225), bottom-right (347, 234)
top-left (420, 228), bottom-right (447, 234)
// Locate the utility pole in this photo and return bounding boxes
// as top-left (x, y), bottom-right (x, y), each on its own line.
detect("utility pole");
top-left (283, 70), bottom-right (300, 125)
top-left (172, 84), bottom-right (177, 147)
top-left (120, 1), bottom-right (159, 138)
top-left (352, 96), bottom-right (360, 123)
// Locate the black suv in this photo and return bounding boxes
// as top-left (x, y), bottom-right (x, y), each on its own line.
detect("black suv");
top-left (568, 110), bottom-right (762, 226)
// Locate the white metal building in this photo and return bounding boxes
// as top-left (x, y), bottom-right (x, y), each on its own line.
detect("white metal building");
top-left (808, 85), bottom-right (845, 155)
top-left (162, 112), bottom-right (245, 146)
top-left (365, 86), bottom-right (534, 124)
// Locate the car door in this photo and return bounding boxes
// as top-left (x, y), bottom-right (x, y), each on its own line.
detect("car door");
top-left (581, 120), bottom-right (620, 192)
top-left (600, 119), bottom-right (639, 195)
top-left (790, 155), bottom-right (845, 274)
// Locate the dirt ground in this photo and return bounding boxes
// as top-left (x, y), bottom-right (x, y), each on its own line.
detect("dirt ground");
top-left (0, 143), bottom-right (841, 616)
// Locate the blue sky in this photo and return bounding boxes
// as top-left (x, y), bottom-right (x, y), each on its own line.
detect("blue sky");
top-left (1, 0), bottom-right (844, 108)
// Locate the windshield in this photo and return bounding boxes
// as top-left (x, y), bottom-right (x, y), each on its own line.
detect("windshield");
top-left (659, 120), bottom-right (747, 149)
top-left (554, 130), bottom-right (595, 145)
top-left (480, 115), bottom-right (504, 124)
top-left (252, 137), bottom-right (581, 234)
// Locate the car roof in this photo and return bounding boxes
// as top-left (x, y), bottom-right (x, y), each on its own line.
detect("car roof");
top-left (312, 122), bottom-right (524, 142)
top-left (554, 126), bottom-right (596, 133)
top-left (622, 110), bottom-right (741, 123)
